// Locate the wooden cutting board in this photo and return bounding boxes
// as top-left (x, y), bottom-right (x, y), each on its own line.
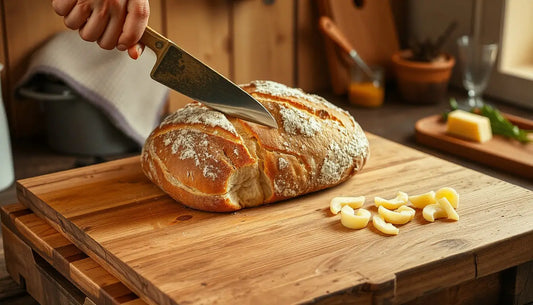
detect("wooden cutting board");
top-left (415, 114), bottom-right (533, 179)
top-left (1, 203), bottom-right (148, 305)
top-left (1, 202), bottom-right (528, 305)
top-left (15, 134), bottom-right (533, 305)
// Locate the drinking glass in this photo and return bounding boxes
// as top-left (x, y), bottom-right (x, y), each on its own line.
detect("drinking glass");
top-left (456, 35), bottom-right (498, 107)
top-left (348, 65), bottom-right (385, 108)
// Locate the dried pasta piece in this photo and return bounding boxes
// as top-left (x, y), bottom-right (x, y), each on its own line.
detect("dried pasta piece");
top-left (436, 187), bottom-right (459, 209)
top-left (378, 205), bottom-right (416, 225)
top-left (409, 191), bottom-right (436, 209)
top-left (438, 197), bottom-right (459, 221)
top-left (372, 215), bottom-right (399, 235)
top-left (330, 196), bottom-right (365, 215)
top-left (340, 206), bottom-right (371, 229)
top-left (422, 204), bottom-right (447, 222)
top-left (374, 191), bottom-right (409, 210)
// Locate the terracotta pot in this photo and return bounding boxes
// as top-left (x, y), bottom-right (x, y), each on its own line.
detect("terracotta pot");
top-left (392, 50), bottom-right (455, 104)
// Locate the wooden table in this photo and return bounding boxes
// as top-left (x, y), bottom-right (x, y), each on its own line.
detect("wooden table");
top-left (1, 89), bottom-right (532, 305)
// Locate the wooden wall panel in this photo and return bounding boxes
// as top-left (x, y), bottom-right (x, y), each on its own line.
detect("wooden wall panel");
top-left (147, 0), bottom-right (165, 32)
top-left (0, 4), bottom-right (7, 113)
top-left (295, 0), bottom-right (330, 93)
top-left (165, 0), bottom-right (232, 112)
top-left (232, 0), bottom-right (295, 86)
top-left (3, 0), bottom-right (65, 137)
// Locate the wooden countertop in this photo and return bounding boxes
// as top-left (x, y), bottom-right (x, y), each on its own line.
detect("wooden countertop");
top-left (1, 87), bottom-right (532, 304)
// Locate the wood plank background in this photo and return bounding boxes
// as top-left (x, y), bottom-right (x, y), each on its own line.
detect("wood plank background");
top-left (0, 4), bottom-right (7, 115)
top-left (232, 0), bottom-right (295, 86)
top-left (296, 0), bottom-right (331, 93)
top-left (1, 0), bottom-right (65, 137)
top-left (165, 0), bottom-right (233, 111)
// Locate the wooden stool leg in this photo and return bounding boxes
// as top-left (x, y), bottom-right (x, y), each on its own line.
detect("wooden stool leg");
top-left (501, 260), bottom-right (533, 305)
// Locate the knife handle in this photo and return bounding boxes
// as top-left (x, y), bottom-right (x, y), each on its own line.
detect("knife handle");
top-left (318, 16), bottom-right (354, 55)
top-left (140, 26), bottom-right (170, 58)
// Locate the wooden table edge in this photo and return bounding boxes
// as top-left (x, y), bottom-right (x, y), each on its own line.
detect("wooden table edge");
top-left (1, 203), bottom-right (149, 305)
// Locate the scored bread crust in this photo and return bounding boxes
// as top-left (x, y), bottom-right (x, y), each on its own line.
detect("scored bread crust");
top-left (141, 80), bottom-right (369, 212)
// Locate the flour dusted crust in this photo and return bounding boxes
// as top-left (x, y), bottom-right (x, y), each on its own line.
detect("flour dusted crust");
top-left (141, 80), bottom-right (369, 212)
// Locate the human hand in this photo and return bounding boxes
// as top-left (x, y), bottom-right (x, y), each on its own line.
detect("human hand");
top-left (51, 0), bottom-right (150, 59)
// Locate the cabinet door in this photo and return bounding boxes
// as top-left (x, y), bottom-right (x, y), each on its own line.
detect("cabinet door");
top-left (232, 0), bottom-right (295, 86)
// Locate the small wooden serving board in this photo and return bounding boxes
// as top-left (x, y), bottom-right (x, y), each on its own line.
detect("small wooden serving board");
top-left (15, 134), bottom-right (533, 305)
top-left (415, 114), bottom-right (533, 179)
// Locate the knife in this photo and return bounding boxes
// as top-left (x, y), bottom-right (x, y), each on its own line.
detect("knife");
top-left (140, 26), bottom-right (277, 128)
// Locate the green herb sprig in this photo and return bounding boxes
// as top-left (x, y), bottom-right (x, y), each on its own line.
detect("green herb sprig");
top-left (443, 98), bottom-right (532, 143)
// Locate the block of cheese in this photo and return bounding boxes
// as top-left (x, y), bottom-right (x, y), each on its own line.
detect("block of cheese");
top-left (446, 110), bottom-right (492, 143)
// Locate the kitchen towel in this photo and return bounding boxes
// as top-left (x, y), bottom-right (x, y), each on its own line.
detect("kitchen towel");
top-left (18, 30), bottom-right (169, 146)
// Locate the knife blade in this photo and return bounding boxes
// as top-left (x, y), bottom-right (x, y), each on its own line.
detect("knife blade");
top-left (140, 26), bottom-right (277, 128)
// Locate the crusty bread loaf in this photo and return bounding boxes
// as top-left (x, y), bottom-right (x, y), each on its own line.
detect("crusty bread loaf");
top-left (141, 80), bottom-right (369, 212)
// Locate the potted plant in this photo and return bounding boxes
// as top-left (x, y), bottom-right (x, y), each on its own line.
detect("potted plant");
top-left (392, 22), bottom-right (457, 104)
